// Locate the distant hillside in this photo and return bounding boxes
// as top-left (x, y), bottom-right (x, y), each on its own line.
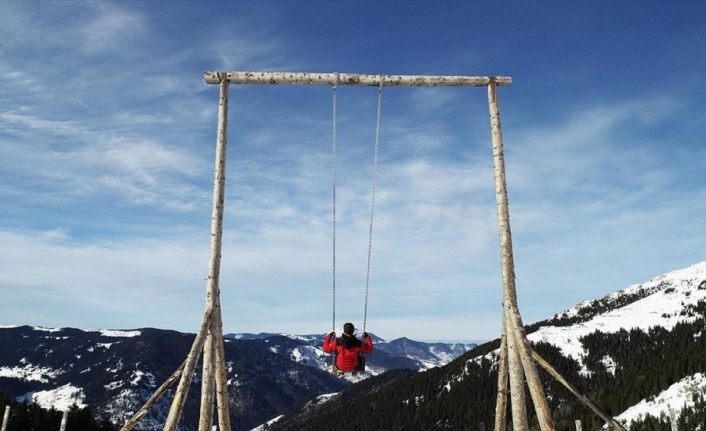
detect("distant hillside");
top-left (264, 262), bottom-right (706, 430)
top-left (0, 326), bottom-right (345, 430)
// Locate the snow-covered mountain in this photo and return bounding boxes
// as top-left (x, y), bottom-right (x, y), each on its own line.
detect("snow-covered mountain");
top-left (527, 262), bottom-right (706, 374)
top-left (0, 326), bottom-right (473, 430)
top-left (265, 262), bottom-right (706, 430)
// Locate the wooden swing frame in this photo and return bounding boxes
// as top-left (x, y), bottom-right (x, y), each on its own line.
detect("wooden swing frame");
top-left (120, 71), bottom-right (625, 431)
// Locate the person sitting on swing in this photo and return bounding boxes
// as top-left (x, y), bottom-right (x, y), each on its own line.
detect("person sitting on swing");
top-left (323, 322), bottom-right (373, 372)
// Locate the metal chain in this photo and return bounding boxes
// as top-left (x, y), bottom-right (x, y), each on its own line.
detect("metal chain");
top-left (331, 73), bottom-right (338, 337)
top-left (363, 78), bottom-right (383, 333)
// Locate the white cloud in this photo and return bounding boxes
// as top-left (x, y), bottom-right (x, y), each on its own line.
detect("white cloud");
top-left (78, 2), bottom-right (148, 54)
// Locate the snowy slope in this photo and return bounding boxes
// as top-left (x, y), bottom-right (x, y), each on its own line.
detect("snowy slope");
top-left (433, 262), bottom-right (706, 426)
top-left (607, 373), bottom-right (706, 430)
top-left (528, 262), bottom-right (706, 374)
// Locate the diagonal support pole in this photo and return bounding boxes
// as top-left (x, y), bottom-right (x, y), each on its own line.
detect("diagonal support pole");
top-left (120, 360), bottom-right (186, 431)
top-left (531, 350), bottom-right (627, 431)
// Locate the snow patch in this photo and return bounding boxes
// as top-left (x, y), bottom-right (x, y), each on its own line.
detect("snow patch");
top-left (22, 384), bottom-right (87, 410)
top-left (32, 326), bottom-right (62, 333)
top-left (250, 415), bottom-right (284, 431)
top-left (104, 381), bottom-right (122, 391)
top-left (100, 329), bottom-right (141, 337)
top-left (600, 355), bottom-right (617, 375)
top-left (0, 364), bottom-right (62, 383)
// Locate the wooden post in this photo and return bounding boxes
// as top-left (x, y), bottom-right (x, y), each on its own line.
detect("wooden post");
top-left (505, 313), bottom-right (528, 431)
top-left (165, 76), bottom-right (232, 431)
top-left (212, 312), bottom-right (232, 431)
top-left (669, 408), bottom-right (678, 431)
top-left (205, 75), bottom-right (232, 431)
top-left (488, 78), bottom-right (554, 431)
top-left (1, 406), bottom-right (10, 431)
top-left (531, 351), bottom-right (627, 431)
top-left (59, 410), bottom-right (68, 431)
top-left (198, 337), bottom-right (216, 431)
top-left (574, 419), bottom-right (582, 431)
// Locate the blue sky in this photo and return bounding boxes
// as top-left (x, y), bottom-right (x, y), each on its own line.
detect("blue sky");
top-left (1, 1), bottom-right (705, 341)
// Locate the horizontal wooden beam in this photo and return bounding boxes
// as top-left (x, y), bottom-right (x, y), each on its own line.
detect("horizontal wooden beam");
top-left (204, 71), bottom-right (511, 87)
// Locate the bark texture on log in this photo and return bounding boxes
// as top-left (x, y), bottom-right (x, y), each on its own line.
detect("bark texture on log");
top-left (204, 71), bottom-right (511, 87)
top-left (199, 80), bottom-right (228, 431)
top-left (198, 336), bottom-right (216, 431)
top-left (505, 314), bottom-right (528, 431)
top-left (206, 76), bottom-right (233, 431)
top-left (213, 311), bottom-right (232, 431)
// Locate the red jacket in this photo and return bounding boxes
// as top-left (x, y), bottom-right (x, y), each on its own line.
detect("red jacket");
top-left (322, 333), bottom-right (373, 372)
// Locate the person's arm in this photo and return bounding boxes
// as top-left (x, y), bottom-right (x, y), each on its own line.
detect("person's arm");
top-left (360, 333), bottom-right (373, 353)
top-left (322, 332), bottom-right (336, 353)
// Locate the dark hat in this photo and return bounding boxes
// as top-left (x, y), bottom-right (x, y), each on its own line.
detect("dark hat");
top-left (343, 322), bottom-right (355, 336)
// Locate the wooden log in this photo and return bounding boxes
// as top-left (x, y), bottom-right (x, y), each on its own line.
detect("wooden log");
top-left (201, 75), bottom-right (233, 431)
top-left (509, 312), bottom-right (554, 431)
top-left (120, 361), bottom-right (185, 431)
top-left (488, 79), bottom-right (554, 431)
top-left (493, 316), bottom-right (509, 431)
top-left (1, 406), bottom-right (10, 431)
top-left (575, 419), bottom-right (582, 431)
top-left (59, 410), bottom-right (68, 431)
top-left (163, 309), bottom-right (213, 431)
top-left (198, 334), bottom-right (216, 431)
top-left (505, 313), bottom-right (528, 431)
top-left (204, 71), bottom-right (511, 87)
top-left (213, 311), bottom-right (232, 431)
top-left (530, 351), bottom-right (627, 431)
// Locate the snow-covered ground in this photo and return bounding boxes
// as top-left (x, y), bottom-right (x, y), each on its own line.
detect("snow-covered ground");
top-left (20, 383), bottom-right (87, 410)
top-left (0, 362), bottom-right (62, 383)
top-left (99, 329), bottom-right (141, 337)
top-left (608, 373), bottom-right (706, 430)
top-left (250, 414), bottom-right (284, 431)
